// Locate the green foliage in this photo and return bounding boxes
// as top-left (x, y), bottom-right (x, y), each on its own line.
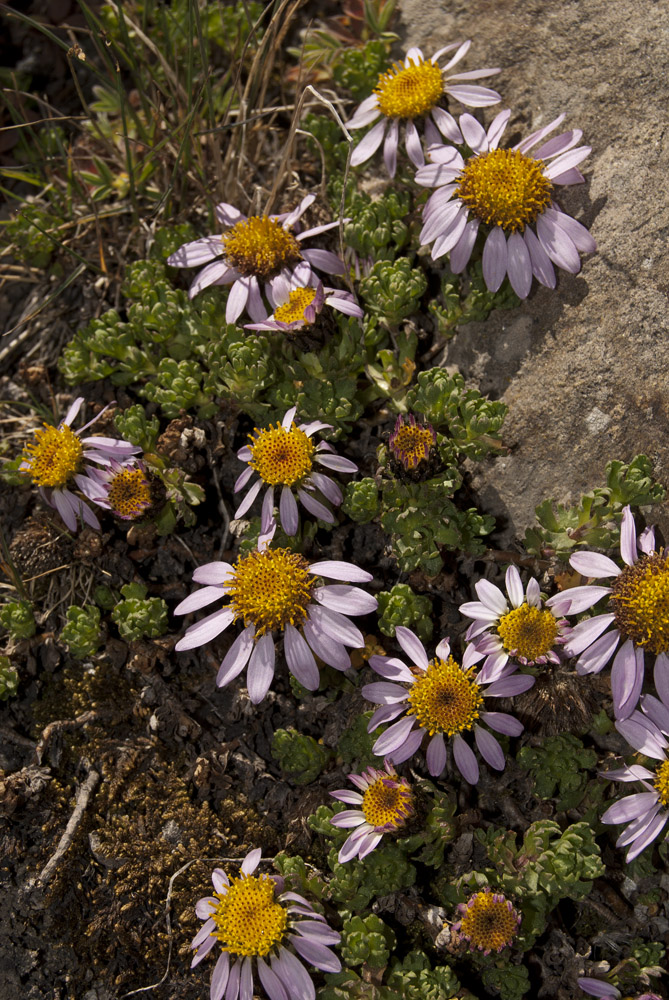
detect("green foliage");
top-left (271, 728), bottom-right (332, 785)
top-left (60, 605), bottom-right (103, 660)
top-left (319, 950), bottom-right (461, 1000)
top-left (327, 842), bottom-right (416, 910)
top-left (273, 853), bottom-right (325, 903)
top-left (5, 205), bottom-right (63, 267)
top-left (341, 913), bottom-right (396, 969)
top-left (630, 938), bottom-right (665, 970)
top-left (111, 583), bottom-right (168, 641)
top-left (359, 258), bottom-right (427, 326)
top-left (149, 224), bottom-right (198, 262)
top-left (402, 784), bottom-right (458, 867)
top-left (308, 802), bottom-right (348, 845)
top-left (333, 39), bottom-right (392, 101)
top-left (94, 585), bottom-right (116, 611)
top-left (407, 368), bottom-right (507, 463)
top-left (481, 964), bottom-right (531, 1000)
top-left (343, 189), bottom-right (411, 261)
top-left (0, 656), bottom-right (19, 700)
top-left (337, 712), bottom-right (380, 770)
top-left (517, 735), bottom-right (598, 811)
top-left (113, 405), bottom-right (160, 451)
top-left (0, 600), bottom-right (36, 640)
top-left (428, 261), bottom-right (520, 338)
top-left (377, 582), bottom-right (433, 641)
top-left (342, 479), bottom-right (380, 524)
top-left (524, 455), bottom-right (665, 559)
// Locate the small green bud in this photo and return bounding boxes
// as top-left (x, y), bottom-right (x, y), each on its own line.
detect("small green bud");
top-left (271, 728), bottom-right (331, 785)
top-left (111, 584), bottom-right (168, 641)
top-left (60, 605), bottom-right (103, 660)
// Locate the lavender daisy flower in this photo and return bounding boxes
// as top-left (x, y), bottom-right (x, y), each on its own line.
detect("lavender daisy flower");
top-left (460, 564), bottom-right (572, 679)
top-left (167, 194), bottom-right (346, 322)
top-left (388, 414), bottom-right (436, 471)
top-left (175, 538), bottom-right (377, 703)
top-left (191, 848), bottom-right (340, 1000)
top-left (415, 109), bottom-right (595, 298)
top-left (362, 626), bottom-right (532, 784)
top-left (330, 760), bottom-right (413, 863)
top-left (453, 889), bottom-right (521, 955)
top-left (599, 659), bottom-right (669, 860)
top-left (579, 978), bottom-right (661, 1000)
top-left (20, 397), bottom-right (140, 533)
top-left (348, 41), bottom-right (500, 178)
top-left (549, 505), bottom-right (668, 719)
top-left (77, 458), bottom-right (158, 521)
top-left (234, 406), bottom-right (357, 536)
top-left (244, 265), bottom-right (363, 332)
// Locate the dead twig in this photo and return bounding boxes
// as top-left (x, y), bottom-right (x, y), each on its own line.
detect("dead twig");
top-left (34, 768), bottom-right (100, 886)
top-left (35, 710), bottom-right (99, 765)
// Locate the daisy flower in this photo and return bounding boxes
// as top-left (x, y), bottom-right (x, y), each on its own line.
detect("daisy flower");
top-left (348, 41), bottom-right (501, 177)
top-left (244, 265), bottom-right (363, 333)
top-left (175, 537), bottom-right (377, 703)
top-left (78, 458), bottom-right (160, 521)
top-left (550, 505), bottom-right (667, 719)
top-left (362, 626), bottom-right (532, 784)
top-left (460, 564), bottom-right (572, 678)
top-left (167, 194), bottom-right (346, 323)
top-left (388, 414), bottom-right (436, 471)
top-left (452, 889), bottom-right (521, 955)
top-left (191, 848), bottom-right (340, 1000)
top-left (415, 109), bottom-right (596, 298)
top-left (329, 760), bottom-right (413, 863)
top-left (579, 978), bottom-right (661, 1000)
top-left (234, 406), bottom-right (357, 537)
top-left (20, 397), bottom-right (140, 533)
top-left (599, 659), bottom-right (669, 861)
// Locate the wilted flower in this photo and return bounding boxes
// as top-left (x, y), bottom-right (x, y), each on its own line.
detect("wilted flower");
top-left (552, 505), bottom-right (668, 719)
top-left (191, 848), bottom-right (340, 1000)
top-left (175, 537), bottom-right (377, 703)
top-left (579, 978), bottom-right (661, 1000)
top-left (20, 397), bottom-right (140, 533)
top-left (348, 41), bottom-right (500, 177)
top-left (415, 109), bottom-right (595, 298)
top-left (234, 406), bottom-right (357, 536)
top-left (362, 626), bottom-right (532, 784)
top-left (460, 564), bottom-right (572, 676)
top-left (244, 265), bottom-right (362, 332)
top-left (330, 760), bottom-right (413, 862)
top-left (167, 194), bottom-right (346, 322)
top-left (78, 458), bottom-right (159, 521)
top-left (453, 889), bottom-right (521, 955)
top-left (388, 414), bottom-right (436, 471)
top-left (599, 659), bottom-right (669, 861)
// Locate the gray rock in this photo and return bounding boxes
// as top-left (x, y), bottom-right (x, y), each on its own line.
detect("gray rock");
top-left (398, 0), bottom-right (669, 544)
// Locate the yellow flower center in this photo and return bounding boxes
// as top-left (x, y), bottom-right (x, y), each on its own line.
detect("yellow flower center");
top-left (361, 774), bottom-right (413, 829)
top-left (211, 874), bottom-right (287, 958)
top-left (106, 467), bottom-right (153, 519)
top-left (390, 423), bottom-right (435, 470)
top-left (22, 424), bottom-right (83, 488)
top-left (273, 286), bottom-right (318, 325)
top-left (459, 891), bottom-right (520, 953)
top-left (227, 547), bottom-right (315, 637)
top-left (610, 552), bottom-right (669, 654)
top-left (248, 423), bottom-right (315, 487)
top-left (455, 148), bottom-right (553, 233)
top-left (496, 603), bottom-right (559, 661)
top-left (375, 57), bottom-right (444, 119)
top-left (221, 216), bottom-right (302, 280)
top-left (407, 656), bottom-right (483, 737)
top-left (654, 758), bottom-right (669, 807)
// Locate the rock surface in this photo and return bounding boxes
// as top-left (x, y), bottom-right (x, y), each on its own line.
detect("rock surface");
top-left (398, 0), bottom-right (669, 541)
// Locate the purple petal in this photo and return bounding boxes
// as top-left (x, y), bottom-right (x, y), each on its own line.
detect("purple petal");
top-left (450, 219), bottom-right (479, 273)
top-left (217, 624), bottom-right (255, 687)
top-left (295, 921), bottom-right (341, 945)
top-left (175, 585), bottom-right (225, 615)
top-left (575, 628), bottom-right (620, 675)
top-left (190, 934), bottom-right (216, 967)
top-left (616, 717), bottom-right (668, 759)
top-left (279, 486), bottom-right (299, 536)
top-left (210, 952), bottom-right (230, 1000)
top-left (475, 725), bottom-right (505, 770)
top-left (297, 489), bottom-right (333, 523)
top-left (261, 485), bottom-right (275, 535)
top-left (544, 207), bottom-right (596, 253)
top-left (175, 608), bottom-right (234, 651)
top-left (395, 627), bottom-right (429, 670)
top-left (212, 868), bottom-right (230, 892)
top-left (482, 227), bottom-right (508, 292)
top-left (386, 727), bottom-right (424, 765)
top-left (486, 109), bottom-right (511, 149)
top-left (602, 791), bottom-right (659, 825)
top-left (421, 197), bottom-right (463, 245)
top-left (369, 655), bottom-right (414, 683)
top-left (506, 231), bottom-right (532, 298)
top-left (459, 114), bottom-right (488, 151)
top-left (383, 118), bottom-right (399, 177)
top-left (453, 733), bottom-right (479, 784)
top-left (475, 579), bottom-right (508, 615)
top-left (638, 525), bottom-right (656, 555)
top-left (241, 848), bottom-right (262, 875)
top-left (430, 107), bottom-right (462, 142)
top-left (481, 711), bottom-right (524, 736)
top-left (523, 226), bottom-right (556, 287)
top-left (570, 551), bottom-right (621, 578)
top-left (446, 83), bottom-right (501, 107)
top-left (62, 396), bottom-right (85, 426)
top-left (290, 935), bottom-right (341, 973)
top-left (505, 565), bottom-right (524, 608)
top-left (284, 624), bottom-right (319, 690)
top-left (331, 790), bottom-right (364, 806)
top-left (536, 213), bottom-right (581, 274)
top-left (257, 958), bottom-right (288, 1000)
top-left (546, 585), bottom-right (611, 614)
top-left (189, 260), bottom-right (235, 299)
top-left (168, 235), bottom-right (223, 268)
top-left (246, 633), bottom-right (275, 703)
top-left (314, 584), bottom-right (377, 615)
top-left (431, 212), bottom-right (468, 259)
top-left (226, 277), bottom-right (251, 323)
top-left (272, 948), bottom-right (317, 1000)
top-left (196, 896), bottom-right (218, 919)
top-left (192, 917), bottom-right (215, 949)
top-left (625, 810), bottom-right (669, 861)
top-left (611, 640), bottom-right (644, 719)
top-left (302, 620), bottom-right (350, 670)
top-left (224, 958), bottom-right (241, 1000)
top-left (306, 604), bottom-right (364, 646)
top-left (564, 614), bottom-right (616, 656)
top-left (234, 478), bottom-right (263, 518)
top-left (215, 202), bottom-right (246, 226)
top-left (193, 562), bottom-right (235, 586)
top-left (357, 830), bottom-right (384, 859)
top-left (234, 465), bottom-right (255, 493)
top-left (543, 145), bottom-right (591, 180)
top-left (314, 452), bottom-right (357, 473)
top-left (310, 472), bottom-right (342, 505)
top-left (239, 957), bottom-right (253, 1000)
top-left (373, 715), bottom-right (416, 756)
top-left (300, 249), bottom-right (346, 276)
top-left (485, 674), bottom-right (535, 696)
top-left (578, 977), bottom-right (620, 1000)
top-left (426, 732), bottom-right (447, 775)
top-left (351, 119), bottom-right (387, 165)
top-left (620, 506), bottom-right (638, 567)
top-left (404, 120), bottom-right (424, 168)
top-left (515, 114), bottom-right (565, 153)
top-left (53, 489), bottom-right (78, 531)
top-left (654, 653), bottom-right (669, 710)
top-left (363, 681), bottom-right (410, 704)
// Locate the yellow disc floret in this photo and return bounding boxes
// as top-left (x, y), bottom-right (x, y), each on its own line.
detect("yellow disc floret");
top-left (248, 423), bottom-right (315, 487)
top-left (496, 603), bottom-right (558, 661)
top-left (375, 57), bottom-right (444, 119)
top-left (390, 422), bottom-right (435, 470)
top-left (361, 774), bottom-right (413, 830)
top-left (22, 424), bottom-right (84, 488)
top-left (654, 758), bottom-right (669, 807)
top-left (211, 873), bottom-right (287, 958)
top-left (610, 551), bottom-right (669, 654)
top-left (221, 216), bottom-right (302, 280)
top-left (227, 547), bottom-right (315, 637)
top-left (407, 656), bottom-right (483, 737)
top-left (107, 467), bottom-right (153, 519)
top-left (274, 286), bottom-right (318, 325)
top-left (457, 891), bottom-right (520, 953)
top-left (456, 148), bottom-right (553, 232)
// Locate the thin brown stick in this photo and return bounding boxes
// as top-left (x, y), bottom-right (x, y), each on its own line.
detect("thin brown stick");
top-left (35, 768), bottom-right (100, 885)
